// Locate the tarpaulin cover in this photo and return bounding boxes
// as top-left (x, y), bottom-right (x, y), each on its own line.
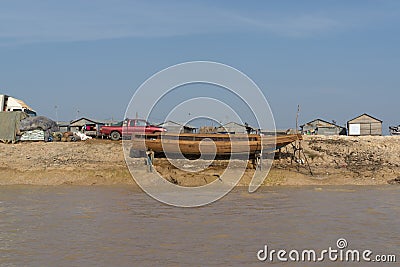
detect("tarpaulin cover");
top-left (0, 111), bottom-right (28, 143)
top-left (20, 116), bottom-right (59, 132)
top-left (19, 116), bottom-right (59, 142)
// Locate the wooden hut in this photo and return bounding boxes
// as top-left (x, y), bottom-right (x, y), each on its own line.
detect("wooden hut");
top-left (300, 119), bottom-right (347, 136)
top-left (347, 113), bottom-right (382, 136)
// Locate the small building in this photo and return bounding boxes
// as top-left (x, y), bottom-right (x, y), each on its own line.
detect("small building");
top-left (300, 119), bottom-right (347, 136)
top-left (69, 117), bottom-right (105, 137)
top-left (347, 113), bottom-right (382, 136)
top-left (156, 120), bottom-right (197, 133)
top-left (217, 122), bottom-right (256, 134)
top-left (58, 118), bottom-right (120, 136)
top-left (57, 121), bottom-right (71, 133)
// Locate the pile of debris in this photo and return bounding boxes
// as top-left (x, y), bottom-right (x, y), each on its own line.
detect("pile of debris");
top-left (0, 111), bottom-right (93, 143)
top-left (19, 116), bottom-right (59, 141)
top-left (52, 131), bottom-right (92, 142)
top-left (19, 116), bottom-right (93, 142)
top-left (388, 177), bottom-right (400, 185)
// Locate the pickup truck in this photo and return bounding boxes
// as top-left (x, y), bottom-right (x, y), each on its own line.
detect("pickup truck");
top-left (100, 119), bottom-right (166, 141)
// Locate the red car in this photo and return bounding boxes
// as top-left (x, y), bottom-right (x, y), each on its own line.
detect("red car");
top-left (100, 119), bottom-right (166, 141)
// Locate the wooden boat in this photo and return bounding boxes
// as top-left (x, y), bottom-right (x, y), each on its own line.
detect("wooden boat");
top-left (130, 132), bottom-right (301, 157)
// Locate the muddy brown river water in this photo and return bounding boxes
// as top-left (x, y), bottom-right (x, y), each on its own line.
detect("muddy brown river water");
top-left (0, 185), bottom-right (399, 266)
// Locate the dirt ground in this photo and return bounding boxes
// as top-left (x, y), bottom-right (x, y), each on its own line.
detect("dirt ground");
top-left (1, 136), bottom-right (400, 186)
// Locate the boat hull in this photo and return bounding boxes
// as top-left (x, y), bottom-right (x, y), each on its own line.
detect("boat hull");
top-left (130, 133), bottom-right (301, 157)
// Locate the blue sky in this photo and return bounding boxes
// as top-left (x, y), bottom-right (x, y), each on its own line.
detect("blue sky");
top-left (1, 0), bottom-right (399, 133)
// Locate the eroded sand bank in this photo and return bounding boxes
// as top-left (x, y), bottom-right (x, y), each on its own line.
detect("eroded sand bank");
top-left (1, 136), bottom-right (399, 186)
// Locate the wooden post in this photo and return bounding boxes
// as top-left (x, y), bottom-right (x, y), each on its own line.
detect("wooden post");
top-left (146, 150), bottom-right (154, 172)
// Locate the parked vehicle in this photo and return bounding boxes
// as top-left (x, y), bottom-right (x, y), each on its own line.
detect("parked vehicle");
top-left (389, 126), bottom-right (400, 135)
top-left (1, 94), bottom-right (37, 116)
top-left (100, 119), bottom-right (166, 140)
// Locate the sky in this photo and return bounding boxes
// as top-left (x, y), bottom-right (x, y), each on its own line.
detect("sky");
top-left (1, 0), bottom-right (399, 133)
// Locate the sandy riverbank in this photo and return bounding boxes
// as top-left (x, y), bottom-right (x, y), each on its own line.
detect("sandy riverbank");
top-left (0, 136), bottom-right (399, 186)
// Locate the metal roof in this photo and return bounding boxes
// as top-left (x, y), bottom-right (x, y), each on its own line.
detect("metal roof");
top-left (69, 117), bottom-right (100, 127)
top-left (300, 118), bottom-right (345, 129)
top-left (347, 113), bottom-right (383, 123)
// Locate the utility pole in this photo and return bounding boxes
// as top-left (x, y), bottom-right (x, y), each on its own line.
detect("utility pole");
top-left (296, 104), bottom-right (300, 134)
top-left (54, 105), bottom-right (59, 124)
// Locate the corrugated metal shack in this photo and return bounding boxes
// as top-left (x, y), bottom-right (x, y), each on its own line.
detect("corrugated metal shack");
top-left (300, 119), bottom-right (347, 136)
top-left (156, 120), bottom-right (197, 133)
top-left (347, 113), bottom-right (382, 136)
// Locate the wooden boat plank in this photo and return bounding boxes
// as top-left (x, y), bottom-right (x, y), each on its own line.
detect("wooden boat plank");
top-left (131, 133), bottom-right (301, 155)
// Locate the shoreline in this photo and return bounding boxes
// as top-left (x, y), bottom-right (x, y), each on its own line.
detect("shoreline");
top-left (1, 136), bottom-right (399, 186)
